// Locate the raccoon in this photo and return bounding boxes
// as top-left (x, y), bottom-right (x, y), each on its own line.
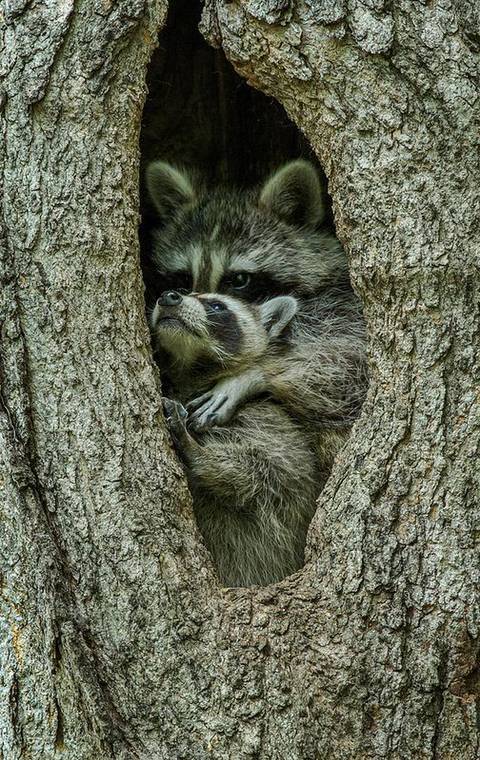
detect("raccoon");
top-left (145, 159), bottom-right (367, 437)
top-left (151, 290), bottom-right (322, 587)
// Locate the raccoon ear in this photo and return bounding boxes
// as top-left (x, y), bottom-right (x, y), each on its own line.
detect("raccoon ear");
top-left (258, 160), bottom-right (325, 228)
top-left (145, 161), bottom-right (195, 221)
top-left (259, 296), bottom-right (298, 339)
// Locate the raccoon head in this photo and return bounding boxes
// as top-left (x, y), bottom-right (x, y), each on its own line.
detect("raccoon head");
top-left (151, 291), bottom-right (297, 374)
top-left (145, 160), bottom-right (348, 302)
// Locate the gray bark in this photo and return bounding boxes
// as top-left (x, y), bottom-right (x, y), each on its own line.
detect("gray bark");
top-left (1, 1), bottom-right (479, 758)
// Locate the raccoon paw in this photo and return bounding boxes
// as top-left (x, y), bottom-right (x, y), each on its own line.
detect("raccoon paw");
top-left (187, 370), bottom-right (266, 431)
top-left (187, 388), bottom-right (243, 431)
top-left (163, 397), bottom-right (188, 423)
top-left (162, 398), bottom-right (197, 458)
top-left (186, 391), bottom-right (230, 432)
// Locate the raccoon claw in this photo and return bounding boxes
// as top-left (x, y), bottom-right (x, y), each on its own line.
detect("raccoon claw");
top-left (186, 392), bottom-right (212, 412)
top-left (188, 394), bottom-right (229, 432)
top-left (162, 398), bottom-right (195, 457)
top-left (163, 397), bottom-right (188, 422)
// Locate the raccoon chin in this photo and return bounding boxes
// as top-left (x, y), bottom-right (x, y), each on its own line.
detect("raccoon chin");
top-left (157, 316), bottom-right (189, 331)
top-left (155, 323), bottom-right (204, 363)
top-left (156, 316), bottom-right (203, 339)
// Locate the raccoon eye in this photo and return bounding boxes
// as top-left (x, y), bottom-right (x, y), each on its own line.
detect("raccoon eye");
top-left (209, 301), bottom-right (227, 312)
top-left (230, 272), bottom-right (250, 290)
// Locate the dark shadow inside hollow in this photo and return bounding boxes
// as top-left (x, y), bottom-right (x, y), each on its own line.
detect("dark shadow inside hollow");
top-left (140, 0), bottom-right (316, 181)
top-left (139, 0), bottom-right (332, 305)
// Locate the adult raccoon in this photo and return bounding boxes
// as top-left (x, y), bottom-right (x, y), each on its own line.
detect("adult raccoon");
top-left (152, 290), bottom-right (321, 587)
top-left (145, 160), bottom-right (367, 438)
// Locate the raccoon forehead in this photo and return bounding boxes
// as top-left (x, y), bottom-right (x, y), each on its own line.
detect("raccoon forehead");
top-left (161, 192), bottom-right (252, 247)
top-left (152, 193), bottom-right (349, 293)
top-left (152, 237), bottom-right (200, 275)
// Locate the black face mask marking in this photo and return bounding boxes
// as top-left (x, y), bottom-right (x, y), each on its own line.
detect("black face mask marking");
top-left (219, 272), bottom-right (293, 303)
top-left (201, 299), bottom-right (241, 355)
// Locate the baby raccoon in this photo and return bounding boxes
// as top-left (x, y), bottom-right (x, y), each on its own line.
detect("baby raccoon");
top-left (146, 159), bottom-right (367, 437)
top-left (151, 290), bottom-right (322, 587)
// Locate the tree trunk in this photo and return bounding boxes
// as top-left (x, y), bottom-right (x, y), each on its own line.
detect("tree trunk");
top-left (1, 1), bottom-right (479, 758)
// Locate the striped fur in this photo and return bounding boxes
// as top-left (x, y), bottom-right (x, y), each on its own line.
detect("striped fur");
top-left (146, 160), bottom-right (348, 297)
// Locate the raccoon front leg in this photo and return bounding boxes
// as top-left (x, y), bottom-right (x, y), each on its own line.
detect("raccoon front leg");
top-left (187, 368), bottom-right (267, 431)
top-left (186, 402), bottom-right (321, 586)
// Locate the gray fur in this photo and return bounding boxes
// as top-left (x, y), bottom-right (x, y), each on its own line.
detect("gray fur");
top-left (146, 160), bottom-right (368, 434)
top-left (147, 161), bottom-right (368, 584)
top-left (147, 161), bottom-right (347, 295)
top-left (154, 294), bottom-right (322, 587)
top-left (164, 397), bottom-right (321, 587)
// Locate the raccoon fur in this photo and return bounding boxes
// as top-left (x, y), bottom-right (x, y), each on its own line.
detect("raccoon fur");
top-left (145, 159), bottom-right (367, 440)
top-left (151, 290), bottom-right (322, 587)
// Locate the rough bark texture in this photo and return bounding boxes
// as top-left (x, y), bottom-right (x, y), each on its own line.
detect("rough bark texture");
top-left (1, 1), bottom-right (479, 758)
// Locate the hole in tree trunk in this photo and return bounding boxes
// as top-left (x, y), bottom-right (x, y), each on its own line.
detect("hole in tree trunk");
top-left (139, 0), bottom-right (367, 588)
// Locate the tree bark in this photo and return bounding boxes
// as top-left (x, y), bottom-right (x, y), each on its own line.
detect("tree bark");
top-left (1, 1), bottom-right (479, 758)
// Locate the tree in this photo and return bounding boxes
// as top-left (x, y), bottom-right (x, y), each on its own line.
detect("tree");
top-left (1, 0), bottom-right (478, 757)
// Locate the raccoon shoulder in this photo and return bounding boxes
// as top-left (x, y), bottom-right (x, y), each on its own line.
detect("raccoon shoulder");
top-left (260, 290), bottom-right (368, 428)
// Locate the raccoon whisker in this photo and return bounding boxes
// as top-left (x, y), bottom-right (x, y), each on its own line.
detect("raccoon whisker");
top-left (211, 346), bottom-right (232, 367)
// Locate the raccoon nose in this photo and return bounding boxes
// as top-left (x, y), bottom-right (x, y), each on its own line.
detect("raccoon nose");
top-left (159, 290), bottom-right (183, 307)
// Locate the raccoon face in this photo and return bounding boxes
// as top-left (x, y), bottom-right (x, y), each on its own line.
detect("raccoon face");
top-left (151, 291), bottom-right (297, 372)
top-left (145, 160), bottom-right (348, 303)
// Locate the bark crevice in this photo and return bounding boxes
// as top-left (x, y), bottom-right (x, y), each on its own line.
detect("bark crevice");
top-left (1, 0), bottom-right (479, 757)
